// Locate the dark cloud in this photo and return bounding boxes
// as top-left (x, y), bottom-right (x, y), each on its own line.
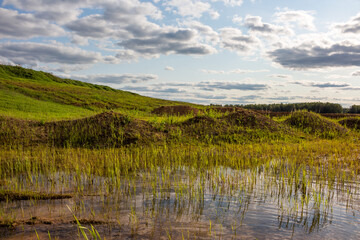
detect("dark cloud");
top-left (244, 15), bottom-right (292, 35)
top-left (311, 82), bottom-right (350, 88)
top-left (0, 42), bottom-right (102, 66)
top-left (198, 81), bottom-right (268, 91)
top-left (66, 15), bottom-right (118, 39)
top-left (269, 42), bottom-right (360, 69)
top-left (2, 0), bottom-right (87, 24)
top-left (335, 14), bottom-right (360, 34)
top-left (3, 0), bottom-right (215, 60)
top-left (151, 81), bottom-right (268, 91)
top-left (269, 74), bottom-right (291, 79)
top-left (266, 96), bottom-right (297, 101)
top-left (123, 86), bottom-right (185, 93)
top-left (181, 20), bottom-right (219, 44)
top-left (220, 27), bottom-right (259, 54)
top-left (266, 96), bottom-right (328, 101)
top-left (236, 95), bottom-right (259, 100)
top-left (66, 2), bottom-right (160, 40)
top-left (341, 86), bottom-right (360, 91)
top-left (195, 94), bottom-right (227, 100)
top-left (291, 80), bottom-right (351, 88)
top-left (121, 86), bottom-right (150, 92)
top-left (0, 8), bottom-right (65, 39)
top-left (72, 74), bottom-right (158, 84)
top-left (119, 29), bottom-right (216, 56)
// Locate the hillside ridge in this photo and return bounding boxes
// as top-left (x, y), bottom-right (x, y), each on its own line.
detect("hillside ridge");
top-left (0, 64), bottom-right (194, 121)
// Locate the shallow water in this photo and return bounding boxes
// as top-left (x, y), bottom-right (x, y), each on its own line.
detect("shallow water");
top-left (1, 163), bottom-right (360, 239)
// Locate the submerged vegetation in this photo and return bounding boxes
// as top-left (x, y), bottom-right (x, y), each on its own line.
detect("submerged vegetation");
top-left (0, 65), bottom-right (360, 239)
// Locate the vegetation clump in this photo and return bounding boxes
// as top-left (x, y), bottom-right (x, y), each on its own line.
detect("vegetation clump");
top-left (284, 111), bottom-right (348, 138)
top-left (0, 112), bottom-right (165, 148)
top-left (223, 108), bottom-right (283, 131)
top-left (338, 117), bottom-right (360, 130)
top-left (175, 108), bottom-right (294, 144)
top-left (45, 112), bottom-right (165, 147)
top-left (0, 116), bottom-right (44, 146)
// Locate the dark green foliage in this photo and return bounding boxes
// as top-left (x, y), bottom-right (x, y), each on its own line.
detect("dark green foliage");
top-left (238, 102), bottom-right (343, 113)
top-left (349, 105), bottom-right (360, 114)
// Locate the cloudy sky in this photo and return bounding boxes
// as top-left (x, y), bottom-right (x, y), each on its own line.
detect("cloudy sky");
top-left (1, 0), bottom-right (360, 106)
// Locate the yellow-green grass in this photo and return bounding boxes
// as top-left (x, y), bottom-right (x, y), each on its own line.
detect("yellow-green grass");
top-left (0, 64), bottom-right (198, 121)
top-left (0, 89), bottom-right (96, 121)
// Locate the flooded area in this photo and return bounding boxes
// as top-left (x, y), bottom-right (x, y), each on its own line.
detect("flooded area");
top-left (1, 157), bottom-right (360, 239)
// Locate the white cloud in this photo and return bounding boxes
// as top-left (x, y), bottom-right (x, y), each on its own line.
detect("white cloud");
top-left (352, 70), bottom-right (360, 76)
top-left (232, 15), bottom-right (243, 24)
top-left (209, 10), bottom-right (220, 19)
top-left (0, 41), bottom-right (102, 67)
top-left (164, 0), bottom-right (212, 18)
top-left (165, 66), bottom-right (175, 71)
top-left (212, 0), bottom-right (243, 7)
top-left (0, 8), bottom-right (65, 39)
top-left (274, 9), bottom-right (316, 31)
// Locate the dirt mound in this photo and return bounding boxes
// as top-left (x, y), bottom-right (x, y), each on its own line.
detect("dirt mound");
top-left (338, 118), bottom-right (360, 130)
top-left (223, 108), bottom-right (283, 131)
top-left (285, 111), bottom-right (348, 138)
top-left (0, 116), bottom-right (45, 146)
top-left (176, 109), bottom-right (293, 144)
top-left (45, 112), bottom-right (164, 147)
top-left (177, 116), bottom-right (225, 143)
top-left (152, 105), bottom-right (199, 116)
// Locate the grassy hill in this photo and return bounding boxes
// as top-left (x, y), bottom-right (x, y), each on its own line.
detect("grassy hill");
top-left (0, 64), bottom-right (359, 148)
top-left (0, 65), bottom-right (192, 121)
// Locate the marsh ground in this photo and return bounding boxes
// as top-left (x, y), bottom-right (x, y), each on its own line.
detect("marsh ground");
top-left (1, 65), bottom-right (360, 239)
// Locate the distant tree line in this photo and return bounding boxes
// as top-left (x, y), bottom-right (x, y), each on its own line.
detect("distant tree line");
top-left (210, 102), bottom-right (360, 114)
top-left (222, 102), bottom-right (345, 113)
top-left (349, 105), bottom-right (360, 113)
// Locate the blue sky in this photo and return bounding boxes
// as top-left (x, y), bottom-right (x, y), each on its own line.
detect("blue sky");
top-left (0, 0), bottom-right (360, 106)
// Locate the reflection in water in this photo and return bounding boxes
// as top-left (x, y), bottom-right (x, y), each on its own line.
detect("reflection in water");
top-left (1, 158), bottom-right (360, 239)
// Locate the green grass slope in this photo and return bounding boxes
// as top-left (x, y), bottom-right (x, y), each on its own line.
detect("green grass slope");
top-left (0, 65), bottom-right (192, 121)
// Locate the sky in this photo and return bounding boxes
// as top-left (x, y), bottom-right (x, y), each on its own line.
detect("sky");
top-left (0, 0), bottom-right (360, 106)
